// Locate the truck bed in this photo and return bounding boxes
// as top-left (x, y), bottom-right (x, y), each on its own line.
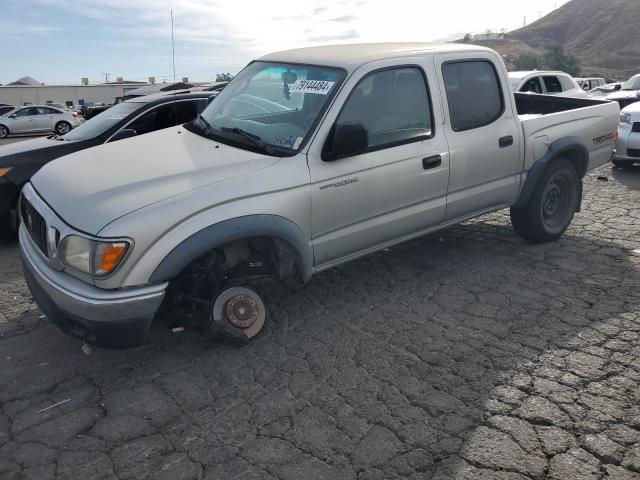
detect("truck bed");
top-left (514, 93), bottom-right (607, 116)
top-left (514, 93), bottom-right (620, 173)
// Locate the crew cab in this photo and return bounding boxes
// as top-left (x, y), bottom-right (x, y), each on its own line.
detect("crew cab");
top-left (18, 43), bottom-right (619, 348)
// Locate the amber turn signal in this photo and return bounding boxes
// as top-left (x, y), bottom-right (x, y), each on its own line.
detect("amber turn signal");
top-left (95, 242), bottom-right (129, 275)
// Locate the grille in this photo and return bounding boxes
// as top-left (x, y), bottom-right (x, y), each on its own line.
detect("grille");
top-left (632, 123), bottom-right (640, 133)
top-left (627, 149), bottom-right (640, 158)
top-left (21, 196), bottom-right (48, 256)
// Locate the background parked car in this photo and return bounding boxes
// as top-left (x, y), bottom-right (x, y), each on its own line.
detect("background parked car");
top-left (0, 91), bottom-right (218, 233)
top-left (0, 105), bottom-right (15, 116)
top-left (575, 77), bottom-right (606, 91)
top-left (587, 82), bottom-right (623, 98)
top-left (614, 101), bottom-right (640, 168)
top-left (509, 71), bottom-right (587, 98)
top-left (0, 105), bottom-right (80, 138)
top-left (607, 74), bottom-right (640, 109)
top-left (83, 96), bottom-right (124, 120)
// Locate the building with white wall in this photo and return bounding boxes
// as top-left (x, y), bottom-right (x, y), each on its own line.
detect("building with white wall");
top-left (0, 83), bottom-right (150, 107)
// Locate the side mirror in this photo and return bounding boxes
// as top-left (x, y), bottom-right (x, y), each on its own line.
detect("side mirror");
top-left (109, 128), bottom-right (137, 142)
top-left (325, 123), bottom-right (368, 161)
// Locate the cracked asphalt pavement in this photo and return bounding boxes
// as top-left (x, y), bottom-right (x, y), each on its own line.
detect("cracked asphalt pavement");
top-left (1, 162), bottom-right (639, 479)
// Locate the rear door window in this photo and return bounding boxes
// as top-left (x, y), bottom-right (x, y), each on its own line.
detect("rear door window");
top-left (442, 60), bottom-right (504, 131)
top-left (543, 76), bottom-right (563, 93)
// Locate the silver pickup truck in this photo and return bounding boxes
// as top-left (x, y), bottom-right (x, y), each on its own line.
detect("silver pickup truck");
top-left (18, 43), bottom-right (619, 348)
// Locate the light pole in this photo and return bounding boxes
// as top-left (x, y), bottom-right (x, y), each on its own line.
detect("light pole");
top-left (102, 72), bottom-right (110, 83)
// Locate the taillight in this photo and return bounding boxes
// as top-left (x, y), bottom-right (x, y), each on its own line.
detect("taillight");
top-left (71, 112), bottom-right (78, 117)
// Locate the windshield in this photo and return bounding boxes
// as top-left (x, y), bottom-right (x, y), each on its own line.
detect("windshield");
top-left (195, 61), bottom-right (344, 155)
top-left (62, 102), bottom-right (143, 141)
top-left (622, 76), bottom-right (640, 91)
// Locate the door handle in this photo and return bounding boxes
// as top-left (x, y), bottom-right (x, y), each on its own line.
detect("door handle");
top-left (422, 155), bottom-right (442, 170)
top-left (499, 135), bottom-right (514, 148)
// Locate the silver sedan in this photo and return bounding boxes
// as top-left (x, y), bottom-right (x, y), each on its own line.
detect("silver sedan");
top-left (0, 105), bottom-right (81, 138)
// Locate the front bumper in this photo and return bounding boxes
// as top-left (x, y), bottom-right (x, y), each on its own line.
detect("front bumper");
top-left (19, 224), bottom-right (167, 349)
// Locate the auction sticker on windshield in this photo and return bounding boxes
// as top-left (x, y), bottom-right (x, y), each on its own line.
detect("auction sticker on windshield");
top-left (289, 80), bottom-right (335, 95)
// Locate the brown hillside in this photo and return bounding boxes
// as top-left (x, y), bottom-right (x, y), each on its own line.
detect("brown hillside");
top-left (469, 0), bottom-right (640, 80)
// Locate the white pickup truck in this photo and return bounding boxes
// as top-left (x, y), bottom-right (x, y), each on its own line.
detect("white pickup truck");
top-left (19, 43), bottom-right (619, 348)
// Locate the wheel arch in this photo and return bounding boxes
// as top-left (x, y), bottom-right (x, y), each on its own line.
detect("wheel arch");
top-left (149, 214), bottom-right (314, 284)
top-left (513, 136), bottom-right (588, 209)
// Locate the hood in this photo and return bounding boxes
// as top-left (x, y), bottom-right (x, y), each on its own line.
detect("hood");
top-left (0, 136), bottom-right (66, 159)
top-left (31, 126), bottom-right (278, 234)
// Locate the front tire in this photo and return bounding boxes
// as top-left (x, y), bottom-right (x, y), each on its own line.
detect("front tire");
top-left (0, 125), bottom-right (8, 138)
top-left (55, 121), bottom-right (71, 135)
top-left (511, 158), bottom-right (579, 243)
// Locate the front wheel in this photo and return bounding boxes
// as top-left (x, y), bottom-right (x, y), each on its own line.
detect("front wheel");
top-left (55, 121), bottom-right (71, 135)
top-left (511, 158), bottom-right (579, 243)
top-left (209, 286), bottom-right (267, 343)
top-left (0, 125), bottom-right (8, 138)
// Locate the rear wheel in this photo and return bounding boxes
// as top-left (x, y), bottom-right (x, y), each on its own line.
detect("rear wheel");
top-left (209, 286), bottom-right (267, 343)
top-left (0, 125), bottom-right (8, 138)
top-left (511, 158), bottom-right (579, 243)
top-left (55, 121), bottom-right (71, 135)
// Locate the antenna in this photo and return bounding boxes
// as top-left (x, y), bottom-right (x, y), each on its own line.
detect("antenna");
top-left (171, 10), bottom-right (178, 126)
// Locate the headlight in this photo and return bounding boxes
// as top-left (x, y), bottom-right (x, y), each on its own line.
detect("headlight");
top-left (620, 113), bottom-right (631, 125)
top-left (59, 235), bottom-right (130, 276)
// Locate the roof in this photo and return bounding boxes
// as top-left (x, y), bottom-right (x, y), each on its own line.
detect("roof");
top-left (508, 70), bottom-right (571, 78)
top-left (122, 90), bottom-right (217, 104)
top-left (258, 42), bottom-right (492, 71)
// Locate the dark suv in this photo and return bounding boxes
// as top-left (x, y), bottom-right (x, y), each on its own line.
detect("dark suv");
top-left (0, 91), bottom-right (219, 233)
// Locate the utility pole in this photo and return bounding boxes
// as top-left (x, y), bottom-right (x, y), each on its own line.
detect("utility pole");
top-left (101, 72), bottom-right (110, 83)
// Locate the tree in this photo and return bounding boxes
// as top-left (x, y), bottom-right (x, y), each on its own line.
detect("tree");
top-left (515, 54), bottom-right (542, 71)
top-left (542, 47), bottom-right (581, 76)
top-left (216, 73), bottom-right (235, 82)
top-left (463, 33), bottom-right (472, 43)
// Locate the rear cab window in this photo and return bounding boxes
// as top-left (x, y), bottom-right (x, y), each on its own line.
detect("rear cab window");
top-left (442, 60), bottom-right (504, 131)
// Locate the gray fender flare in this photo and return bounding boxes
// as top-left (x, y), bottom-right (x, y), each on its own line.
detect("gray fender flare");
top-left (149, 215), bottom-right (314, 283)
top-left (513, 136), bottom-right (588, 209)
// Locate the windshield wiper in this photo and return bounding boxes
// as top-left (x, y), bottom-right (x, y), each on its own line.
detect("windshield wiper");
top-left (219, 126), bottom-right (286, 156)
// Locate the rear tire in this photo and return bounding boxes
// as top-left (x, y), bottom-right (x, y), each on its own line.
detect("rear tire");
top-left (511, 158), bottom-right (579, 243)
top-left (55, 121), bottom-right (71, 135)
top-left (0, 125), bottom-right (8, 138)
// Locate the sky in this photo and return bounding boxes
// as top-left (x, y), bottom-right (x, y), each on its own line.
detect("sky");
top-left (1, 0), bottom-right (571, 85)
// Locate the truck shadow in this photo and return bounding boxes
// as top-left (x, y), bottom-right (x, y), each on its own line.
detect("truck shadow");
top-left (611, 162), bottom-right (640, 191)
top-left (0, 215), bottom-right (637, 478)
